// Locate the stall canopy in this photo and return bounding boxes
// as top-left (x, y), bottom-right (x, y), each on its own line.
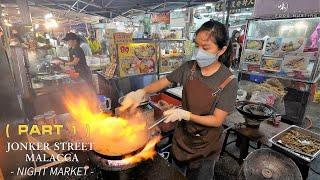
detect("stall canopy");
top-left (22, 0), bottom-right (218, 18)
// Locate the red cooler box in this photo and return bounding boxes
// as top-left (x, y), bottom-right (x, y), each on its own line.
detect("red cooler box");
top-left (149, 93), bottom-right (182, 132)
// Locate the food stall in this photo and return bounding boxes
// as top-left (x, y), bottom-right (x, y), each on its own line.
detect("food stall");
top-left (238, 2), bottom-right (320, 125)
top-left (1, 0), bottom-right (319, 180)
top-left (225, 1), bottom-right (320, 178)
top-left (158, 39), bottom-right (186, 77)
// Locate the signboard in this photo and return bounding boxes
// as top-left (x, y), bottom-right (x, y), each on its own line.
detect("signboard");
top-left (113, 32), bottom-right (133, 44)
top-left (117, 43), bottom-right (157, 77)
top-left (151, 12), bottom-right (170, 24)
top-left (104, 63), bottom-right (117, 78)
top-left (105, 29), bottom-right (115, 42)
top-left (253, 0), bottom-right (320, 18)
top-left (105, 29), bottom-right (117, 63)
top-left (215, 0), bottom-right (255, 12)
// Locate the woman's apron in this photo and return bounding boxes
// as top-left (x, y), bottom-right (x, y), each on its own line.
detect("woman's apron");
top-left (172, 62), bottom-right (235, 162)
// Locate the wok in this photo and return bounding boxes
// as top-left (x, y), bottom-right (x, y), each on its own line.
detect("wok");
top-left (236, 101), bottom-right (275, 120)
top-left (90, 111), bottom-right (152, 157)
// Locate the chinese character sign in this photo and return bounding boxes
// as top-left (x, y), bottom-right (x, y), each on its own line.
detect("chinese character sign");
top-left (151, 12), bottom-right (170, 24)
top-left (113, 32), bottom-right (133, 44)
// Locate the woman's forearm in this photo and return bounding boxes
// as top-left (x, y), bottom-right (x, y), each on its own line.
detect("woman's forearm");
top-left (143, 77), bottom-right (171, 94)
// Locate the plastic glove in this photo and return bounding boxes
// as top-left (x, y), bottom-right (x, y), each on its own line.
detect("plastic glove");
top-left (119, 89), bottom-right (146, 112)
top-left (163, 108), bottom-right (191, 123)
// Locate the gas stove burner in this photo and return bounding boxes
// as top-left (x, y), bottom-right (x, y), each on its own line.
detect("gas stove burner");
top-left (88, 147), bottom-right (145, 171)
top-left (236, 101), bottom-right (275, 128)
top-left (243, 148), bottom-right (302, 180)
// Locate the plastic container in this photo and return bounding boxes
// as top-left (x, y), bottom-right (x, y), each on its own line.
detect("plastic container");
top-left (149, 93), bottom-right (182, 132)
top-left (97, 95), bottom-right (111, 112)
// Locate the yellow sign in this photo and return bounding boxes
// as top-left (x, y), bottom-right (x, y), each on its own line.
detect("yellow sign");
top-left (117, 43), bottom-right (157, 77)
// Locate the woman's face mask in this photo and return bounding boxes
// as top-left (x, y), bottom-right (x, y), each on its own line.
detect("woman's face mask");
top-left (193, 48), bottom-right (219, 68)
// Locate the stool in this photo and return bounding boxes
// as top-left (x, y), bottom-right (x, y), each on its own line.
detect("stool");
top-left (222, 126), bottom-right (263, 164)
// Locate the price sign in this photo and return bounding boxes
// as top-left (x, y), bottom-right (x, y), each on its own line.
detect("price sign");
top-left (119, 45), bottom-right (130, 54)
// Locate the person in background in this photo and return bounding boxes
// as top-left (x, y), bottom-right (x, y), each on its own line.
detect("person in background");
top-left (10, 29), bottom-right (25, 45)
top-left (0, 26), bottom-right (3, 45)
top-left (239, 25), bottom-right (246, 44)
top-left (100, 34), bottom-right (109, 55)
top-left (231, 30), bottom-right (240, 43)
top-left (230, 30), bottom-right (241, 69)
top-left (53, 32), bottom-right (93, 86)
top-left (310, 23), bottom-right (320, 49)
top-left (120, 20), bottom-right (237, 180)
top-left (79, 35), bottom-right (92, 56)
top-left (87, 32), bottom-right (102, 54)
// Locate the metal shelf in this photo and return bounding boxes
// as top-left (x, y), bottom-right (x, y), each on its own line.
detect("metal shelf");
top-left (158, 72), bottom-right (172, 76)
top-left (158, 39), bottom-right (187, 41)
top-left (96, 71), bottom-right (157, 80)
top-left (239, 70), bottom-right (317, 84)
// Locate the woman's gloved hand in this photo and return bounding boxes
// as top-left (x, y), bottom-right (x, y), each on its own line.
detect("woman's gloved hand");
top-left (119, 89), bottom-right (146, 112)
top-left (163, 108), bottom-right (191, 123)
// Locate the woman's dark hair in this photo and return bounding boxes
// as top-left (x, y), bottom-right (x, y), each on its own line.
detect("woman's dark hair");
top-left (195, 20), bottom-right (232, 68)
top-left (231, 30), bottom-right (240, 42)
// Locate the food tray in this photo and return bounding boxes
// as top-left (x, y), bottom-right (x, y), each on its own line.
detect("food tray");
top-left (269, 125), bottom-right (320, 162)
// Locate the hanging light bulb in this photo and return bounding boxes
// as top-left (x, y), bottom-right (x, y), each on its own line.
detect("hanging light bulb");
top-left (44, 13), bottom-right (53, 19)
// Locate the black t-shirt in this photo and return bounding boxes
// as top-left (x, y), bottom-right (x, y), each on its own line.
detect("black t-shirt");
top-left (69, 46), bottom-right (89, 74)
top-left (166, 60), bottom-right (238, 113)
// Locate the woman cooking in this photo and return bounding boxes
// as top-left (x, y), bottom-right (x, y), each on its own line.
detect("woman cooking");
top-left (120, 20), bottom-right (237, 180)
top-left (53, 32), bottom-right (92, 86)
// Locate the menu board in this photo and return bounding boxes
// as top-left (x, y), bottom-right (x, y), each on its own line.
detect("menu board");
top-left (241, 50), bottom-right (263, 64)
top-left (260, 57), bottom-right (282, 72)
top-left (265, 37), bottom-right (282, 57)
top-left (240, 36), bottom-right (317, 80)
top-left (118, 43), bottom-right (157, 77)
top-left (104, 63), bottom-right (117, 78)
top-left (105, 29), bottom-right (117, 63)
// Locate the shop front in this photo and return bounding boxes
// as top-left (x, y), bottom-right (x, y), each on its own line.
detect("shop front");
top-left (0, 0), bottom-right (319, 180)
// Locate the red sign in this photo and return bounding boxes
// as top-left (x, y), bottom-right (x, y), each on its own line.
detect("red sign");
top-left (113, 32), bottom-right (133, 44)
top-left (151, 12), bottom-right (170, 24)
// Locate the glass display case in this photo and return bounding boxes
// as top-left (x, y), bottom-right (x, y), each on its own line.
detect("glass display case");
top-left (239, 17), bottom-right (320, 125)
top-left (158, 39), bottom-right (186, 76)
top-left (240, 17), bottom-right (320, 83)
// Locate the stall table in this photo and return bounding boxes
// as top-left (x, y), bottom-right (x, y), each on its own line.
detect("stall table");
top-left (222, 112), bottom-right (317, 179)
top-left (222, 111), bottom-right (290, 164)
top-left (30, 79), bottom-right (88, 116)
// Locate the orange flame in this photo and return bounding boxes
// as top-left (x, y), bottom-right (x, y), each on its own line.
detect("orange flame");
top-left (63, 89), bottom-right (161, 163)
top-left (123, 135), bottom-right (161, 164)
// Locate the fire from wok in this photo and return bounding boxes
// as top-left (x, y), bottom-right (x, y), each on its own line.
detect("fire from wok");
top-left (63, 89), bottom-right (160, 163)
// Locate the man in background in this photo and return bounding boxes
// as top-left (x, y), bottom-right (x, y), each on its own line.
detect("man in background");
top-left (79, 35), bottom-right (92, 56)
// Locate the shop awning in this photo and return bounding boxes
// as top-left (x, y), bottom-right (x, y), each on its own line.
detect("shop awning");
top-left (25, 0), bottom-right (218, 18)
